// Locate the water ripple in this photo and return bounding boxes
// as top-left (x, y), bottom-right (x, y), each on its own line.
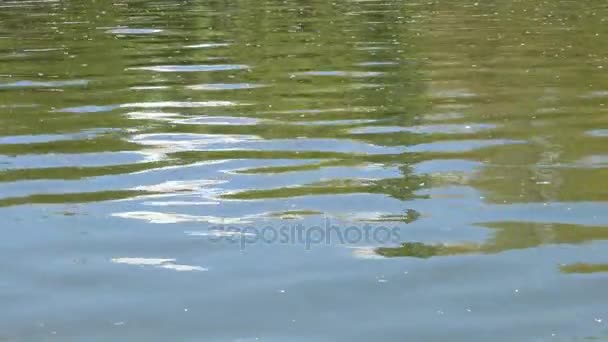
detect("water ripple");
top-left (3, 1), bottom-right (608, 340)
top-left (108, 28), bottom-right (163, 35)
top-left (186, 83), bottom-right (265, 91)
top-left (128, 64), bottom-right (250, 72)
top-left (0, 79), bottom-right (88, 89)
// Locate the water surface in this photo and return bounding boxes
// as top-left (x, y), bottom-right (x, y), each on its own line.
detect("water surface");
top-left (2, 1), bottom-right (608, 341)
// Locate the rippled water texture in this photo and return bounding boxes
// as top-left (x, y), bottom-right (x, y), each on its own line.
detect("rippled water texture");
top-left (2, 1), bottom-right (608, 341)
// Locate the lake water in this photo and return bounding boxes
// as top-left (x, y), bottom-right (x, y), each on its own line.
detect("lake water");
top-left (2, 0), bottom-right (608, 341)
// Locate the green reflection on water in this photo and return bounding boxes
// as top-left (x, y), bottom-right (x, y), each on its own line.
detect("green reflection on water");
top-left (0, 0), bottom-right (607, 271)
top-left (377, 222), bottom-right (608, 272)
top-left (561, 264), bottom-right (608, 274)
